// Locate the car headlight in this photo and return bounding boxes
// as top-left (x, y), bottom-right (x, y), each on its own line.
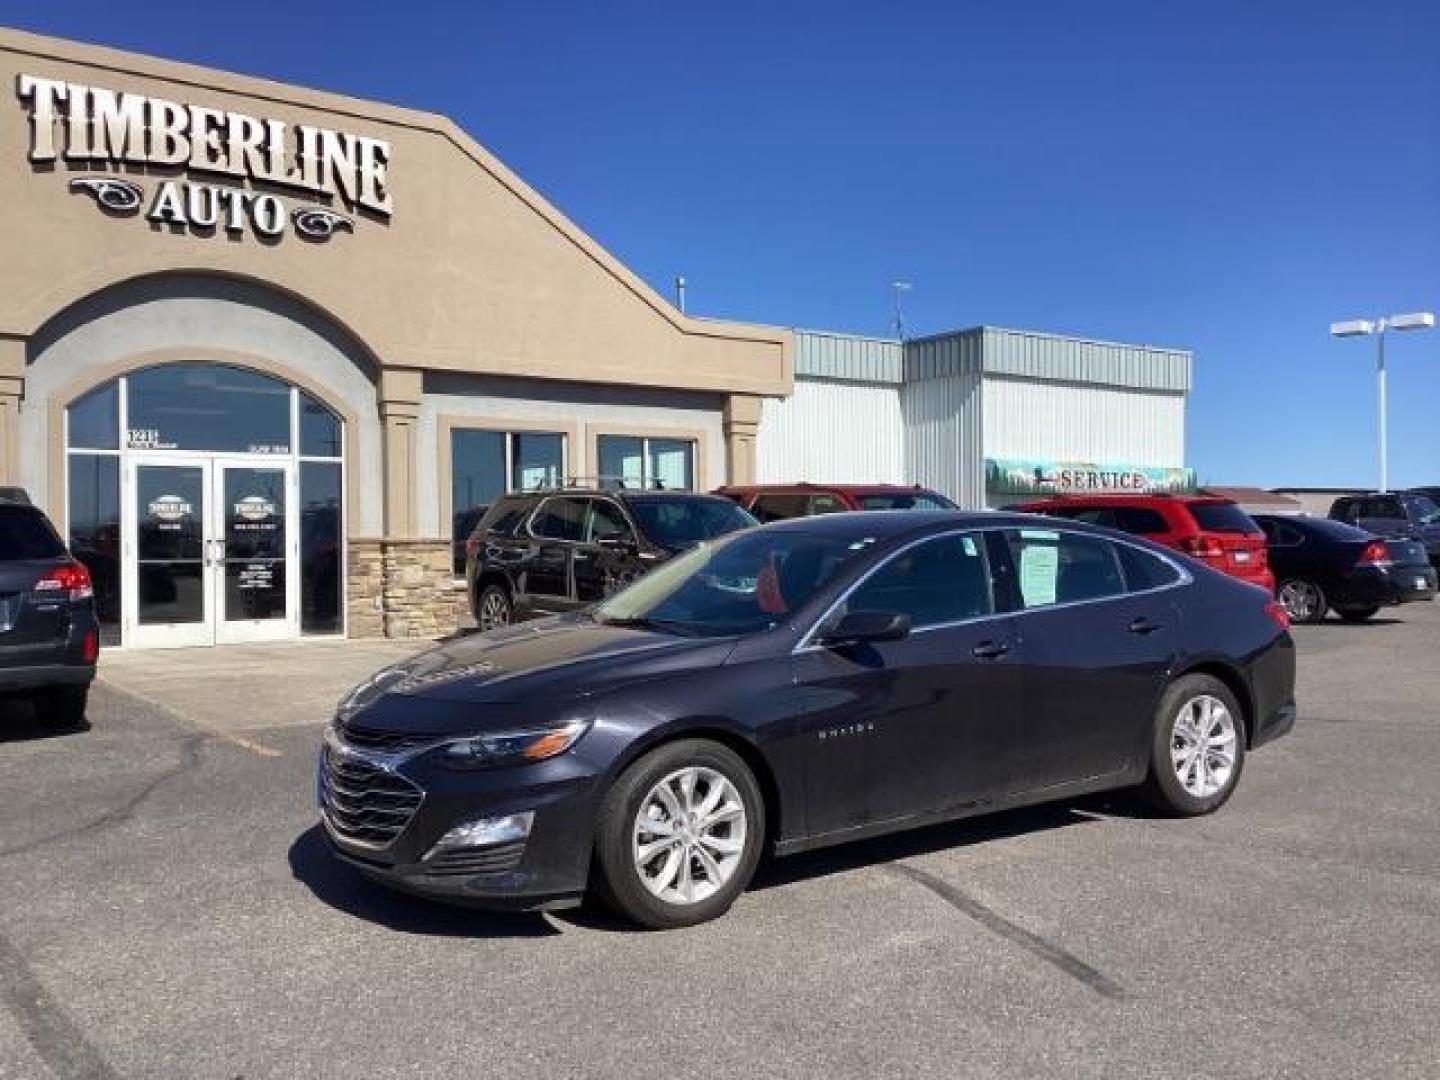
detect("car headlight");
top-left (437, 719), bottom-right (591, 770)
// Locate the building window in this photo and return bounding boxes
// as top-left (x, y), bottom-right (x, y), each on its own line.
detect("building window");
top-left (450, 428), bottom-right (565, 574)
top-left (597, 435), bottom-right (695, 490)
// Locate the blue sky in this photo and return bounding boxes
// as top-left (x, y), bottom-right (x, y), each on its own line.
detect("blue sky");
top-left (6, 1), bottom-right (1437, 487)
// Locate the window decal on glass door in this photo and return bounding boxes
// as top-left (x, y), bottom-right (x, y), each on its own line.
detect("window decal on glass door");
top-left (222, 468), bottom-right (287, 622)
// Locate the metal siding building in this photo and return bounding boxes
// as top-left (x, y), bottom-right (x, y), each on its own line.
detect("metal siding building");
top-left (757, 326), bottom-right (1192, 508)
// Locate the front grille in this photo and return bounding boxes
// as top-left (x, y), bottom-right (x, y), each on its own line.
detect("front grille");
top-left (320, 747), bottom-right (423, 847)
top-left (337, 721), bottom-right (445, 754)
top-left (422, 840), bottom-right (526, 877)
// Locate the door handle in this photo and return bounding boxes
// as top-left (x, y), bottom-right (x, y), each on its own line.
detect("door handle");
top-left (1128, 616), bottom-right (1164, 635)
top-left (972, 640), bottom-right (1010, 660)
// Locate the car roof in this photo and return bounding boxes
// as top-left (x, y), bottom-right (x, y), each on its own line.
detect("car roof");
top-left (503, 488), bottom-right (728, 502)
top-left (751, 508), bottom-right (1111, 542)
top-left (1019, 493), bottom-right (1227, 507)
top-left (724, 483), bottom-right (940, 495)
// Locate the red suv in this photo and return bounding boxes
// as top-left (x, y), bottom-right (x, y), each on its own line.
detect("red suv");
top-left (1015, 494), bottom-right (1275, 592)
top-left (716, 483), bottom-right (956, 522)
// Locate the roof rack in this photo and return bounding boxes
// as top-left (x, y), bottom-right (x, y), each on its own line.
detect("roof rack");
top-left (518, 476), bottom-right (691, 494)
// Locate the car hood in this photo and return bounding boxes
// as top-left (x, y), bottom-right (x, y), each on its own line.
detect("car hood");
top-left (343, 615), bottom-right (737, 717)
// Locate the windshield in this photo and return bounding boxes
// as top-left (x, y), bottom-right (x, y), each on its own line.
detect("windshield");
top-left (1402, 494), bottom-right (1440, 526)
top-left (594, 529), bottom-right (878, 637)
top-left (859, 491), bottom-right (955, 511)
top-left (628, 498), bottom-right (758, 551)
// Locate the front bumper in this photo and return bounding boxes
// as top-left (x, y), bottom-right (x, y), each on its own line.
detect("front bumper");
top-left (317, 729), bottom-right (602, 911)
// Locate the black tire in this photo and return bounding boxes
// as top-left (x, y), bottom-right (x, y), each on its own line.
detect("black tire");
top-left (593, 738), bottom-right (765, 930)
top-left (473, 581), bottom-right (513, 631)
top-left (1277, 578), bottom-right (1327, 624)
top-left (32, 686), bottom-right (88, 728)
top-left (1140, 674), bottom-right (1246, 817)
top-left (1334, 605), bottom-right (1380, 623)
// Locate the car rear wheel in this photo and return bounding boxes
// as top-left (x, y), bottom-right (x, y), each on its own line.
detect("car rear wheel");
top-left (32, 686), bottom-right (88, 728)
top-left (594, 739), bottom-right (765, 929)
top-left (1140, 674), bottom-right (1246, 817)
top-left (474, 582), bottom-right (512, 631)
top-left (1277, 578), bottom-right (1327, 624)
top-left (1334, 605), bottom-right (1380, 623)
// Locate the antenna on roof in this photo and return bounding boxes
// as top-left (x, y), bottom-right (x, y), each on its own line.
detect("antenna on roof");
top-left (890, 280), bottom-right (912, 340)
top-left (675, 276), bottom-right (687, 314)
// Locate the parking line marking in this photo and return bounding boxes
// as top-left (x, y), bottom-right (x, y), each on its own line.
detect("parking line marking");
top-left (885, 861), bottom-right (1127, 1001)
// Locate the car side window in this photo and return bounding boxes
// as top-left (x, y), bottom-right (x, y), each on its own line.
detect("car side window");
top-left (845, 533), bottom-right (994, 629)
top-left (751, 494), bottom-right (808, 522)
top-left (530, 497), bottom-right (587, 542)
top-left (1066, 508), bottom-right (1117, 528)
top-left (1114, 508), bottom-right (1169, 534)
top-left (585, 499), bottom-right (633, 543)
top-left (1005, 529), bottom-right (1125, 608)
top-left (1114, 542), bottom-right (1183, 592)
top-left (807, 494), bottom-right (846, 515)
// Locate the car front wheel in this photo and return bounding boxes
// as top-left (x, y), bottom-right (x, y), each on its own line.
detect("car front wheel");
top-left (594, 739), bottom-right (765, 929)
top-left (1140, 674), bottom-right (1246, 816)
top-left (1277, 578), bottom-right (1327, 624)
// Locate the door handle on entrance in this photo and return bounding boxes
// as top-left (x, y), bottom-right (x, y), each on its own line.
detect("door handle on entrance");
top-left (972, 640), bottom-right (1010, 660)
top-left (1128, 616), bottom-right (1163, 635)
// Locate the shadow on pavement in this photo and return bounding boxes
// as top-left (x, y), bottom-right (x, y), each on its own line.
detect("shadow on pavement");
top-left (287, 825), bottom-right (560, 938)
top-left (0, 698), bottom-right (91, 744)
top-left (1305, 616), bottom-right (1405, 629)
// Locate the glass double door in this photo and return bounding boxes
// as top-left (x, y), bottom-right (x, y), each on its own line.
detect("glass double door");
top-left (124, 457), bottom-right (296, 648)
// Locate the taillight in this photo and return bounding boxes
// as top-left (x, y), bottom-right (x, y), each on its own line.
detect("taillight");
top-left (1263, 599), bottom-right (1290, 630)
top-left (1357, 540), bottom-right (1390, 567)
top-left (464, 533), bottom-right (483, 557)
top-left (1182, 536), bottom-right (1224, 559)
top-left (34, 561), bottom-right (93, 601)
top-left (82, 629), bottom-right (99, 663)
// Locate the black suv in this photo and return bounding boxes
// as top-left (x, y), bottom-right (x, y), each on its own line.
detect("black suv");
top-left (0, 496), bottom-right (100, 725)
top-left (1329, 491), bottom-right (1440, 563)
top-left (464, 488), bottom-right (758, 628)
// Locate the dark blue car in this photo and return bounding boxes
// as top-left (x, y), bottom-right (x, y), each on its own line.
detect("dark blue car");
top-left (319, 512), bottom-right (1296, 928)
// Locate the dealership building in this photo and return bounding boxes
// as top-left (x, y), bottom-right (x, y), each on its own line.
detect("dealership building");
top-left (0, 27), bottom-right (1191, 649)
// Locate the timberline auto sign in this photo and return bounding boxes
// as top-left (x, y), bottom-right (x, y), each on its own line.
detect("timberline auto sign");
top-left (985, 457), bottom-right (1196, 497)
top-left (16, 74), bottom-right (393, 242)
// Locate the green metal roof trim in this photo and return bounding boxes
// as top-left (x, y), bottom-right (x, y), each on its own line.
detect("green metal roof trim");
top-left (793, 329), bottom-right (904, 384)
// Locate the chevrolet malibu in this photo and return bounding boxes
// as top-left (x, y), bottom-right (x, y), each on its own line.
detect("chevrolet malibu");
top-left (319, 512), bottom-right (1296, 929)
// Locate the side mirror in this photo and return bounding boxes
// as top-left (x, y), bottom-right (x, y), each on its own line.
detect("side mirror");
top-left (818, 609), bottom-right (911, 647)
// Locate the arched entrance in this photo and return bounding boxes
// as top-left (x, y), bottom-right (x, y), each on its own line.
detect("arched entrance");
top-left (65, 361), bottom-right (345, 648)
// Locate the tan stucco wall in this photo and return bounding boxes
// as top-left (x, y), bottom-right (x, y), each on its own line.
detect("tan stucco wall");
top-left (0, 27), bottom-right (793, 398)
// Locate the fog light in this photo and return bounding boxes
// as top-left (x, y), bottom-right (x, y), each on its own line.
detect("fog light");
top-left (427, 811), bottom-right (534, 856)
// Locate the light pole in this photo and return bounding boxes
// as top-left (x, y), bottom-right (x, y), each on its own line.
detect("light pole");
top-left (1330, 311), bottom-right (1434, 492)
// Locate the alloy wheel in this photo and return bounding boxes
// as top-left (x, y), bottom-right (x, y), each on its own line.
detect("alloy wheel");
top-left (1278, 579), bottom-right (1321, 622)
top-left (1171, 694), bottom-right (1238, 798)
top-left (479, 589), bottom-right (511, 631)
top-left (632, 766), bottom-right (747, 905)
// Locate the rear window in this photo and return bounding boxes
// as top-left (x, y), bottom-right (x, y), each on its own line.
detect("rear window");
top-left (628, 498), bottom-right (757, 551)
top-left (0, 507), bottom-right (65, 560)
top-left (1292, 517), bottom-right (1371, 543)
top-left (1188, 503), bottom-right (1259, 534)
top-left (858, 491), bottom-right (955, 511)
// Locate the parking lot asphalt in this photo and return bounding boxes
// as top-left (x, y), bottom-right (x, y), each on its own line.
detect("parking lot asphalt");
top-left (2, 606), bottom-right (1438, 1079)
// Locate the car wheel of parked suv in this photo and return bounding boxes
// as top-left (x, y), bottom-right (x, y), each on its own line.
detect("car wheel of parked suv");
top-left (1141, 674), bottom-right (1247, 817)
top-left (33, 686), bottom-right (88, 728)
top-left (474, 582), bottom-right (513, 631)
top-left (594, 739), bottom-right (765, 929)
top-left (1334, 605), bottom-right (1380, 623)
top-left (1277, 577), bottom-right (1327, 624)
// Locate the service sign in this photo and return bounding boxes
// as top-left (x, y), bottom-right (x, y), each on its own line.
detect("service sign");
top-left (15, 74), bottom-right (393, 242)
top-left (985, 457), bottom-right (1196, 498)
